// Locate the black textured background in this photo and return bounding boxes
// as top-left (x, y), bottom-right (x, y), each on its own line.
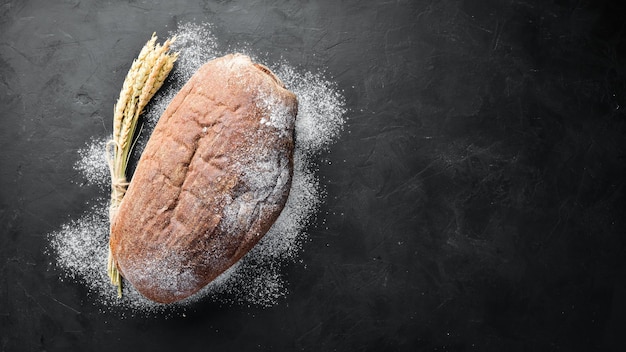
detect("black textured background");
top-left (1, 0), bottom-right (626, 351)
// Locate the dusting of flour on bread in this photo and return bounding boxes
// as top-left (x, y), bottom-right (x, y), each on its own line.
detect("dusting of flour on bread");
top-left (258, 92), bottom-right (296, 137)
top-left (47, 22), bottom-right (345, 314)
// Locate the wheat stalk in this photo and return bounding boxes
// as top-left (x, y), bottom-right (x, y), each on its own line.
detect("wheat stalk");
top-left (106, 33), bottom-right (178, 298)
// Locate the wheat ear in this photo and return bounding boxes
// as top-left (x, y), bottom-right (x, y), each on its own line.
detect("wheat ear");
top-left (106, 33), bottom-right (178, 298)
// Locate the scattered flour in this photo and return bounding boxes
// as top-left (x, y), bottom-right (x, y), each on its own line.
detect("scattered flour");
top-left (47, 22), bottom-right (345, 315)
top-left (73, 136), bottom-right (109, 190)
top-left (272, 65), bottom-right (346, 153)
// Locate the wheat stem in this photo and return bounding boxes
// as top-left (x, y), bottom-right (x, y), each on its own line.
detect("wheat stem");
top-left (107, 33), bottom-right (178, 298)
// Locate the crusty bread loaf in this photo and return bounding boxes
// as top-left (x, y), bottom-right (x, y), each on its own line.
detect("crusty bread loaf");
top-left (110, 54), bottom-right (298, 303)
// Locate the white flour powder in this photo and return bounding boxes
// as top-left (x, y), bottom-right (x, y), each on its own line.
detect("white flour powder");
top-left (47, 22), bottom-right (345, 314)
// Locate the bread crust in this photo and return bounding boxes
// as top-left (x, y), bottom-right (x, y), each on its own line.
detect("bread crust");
top-left (110, 54), bottom-right (298, 303)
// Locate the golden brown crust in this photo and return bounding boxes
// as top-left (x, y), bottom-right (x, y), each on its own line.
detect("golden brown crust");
top-left (110, 54), bottom-right (298, 303)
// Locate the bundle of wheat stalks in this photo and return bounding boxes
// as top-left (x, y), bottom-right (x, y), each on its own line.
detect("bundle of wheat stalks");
top-left (106, 33), bottom-right (178, 297)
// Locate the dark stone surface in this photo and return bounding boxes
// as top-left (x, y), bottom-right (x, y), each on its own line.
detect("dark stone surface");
top-left (1, 0), bottom-right (625, 351)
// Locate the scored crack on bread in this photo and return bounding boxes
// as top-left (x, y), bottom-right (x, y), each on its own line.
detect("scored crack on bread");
top-left (109, 54), bottom-right (298, 303)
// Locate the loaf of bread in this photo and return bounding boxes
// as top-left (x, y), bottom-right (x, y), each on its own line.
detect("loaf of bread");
top-left (110, 54), bottom-right (298, 303)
